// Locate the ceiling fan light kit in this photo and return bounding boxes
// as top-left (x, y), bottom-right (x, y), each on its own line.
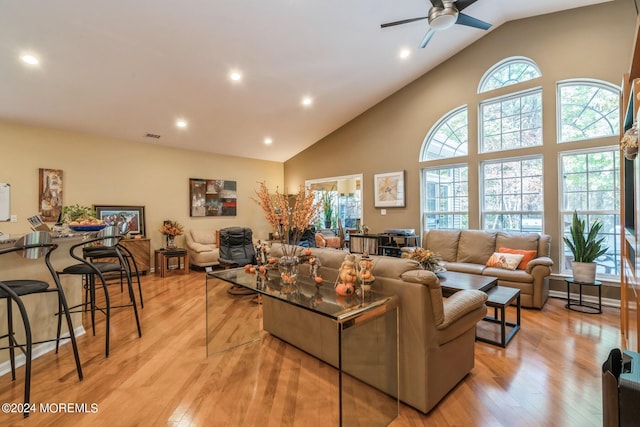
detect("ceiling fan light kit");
top-left (429, 2), bottom-right (459, 30)
top-left (381, 0), bottom-right (492, 48)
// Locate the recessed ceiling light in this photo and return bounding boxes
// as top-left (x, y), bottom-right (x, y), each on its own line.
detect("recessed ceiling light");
top-left (399, 49), bottom-right (411, 60)
top-left (176, 119), bottom-right (188, 128)
top-left (301, 96), bottom-right (313, 107)
top-left (20, 54), bottom-right (39, 65)
top-left (229, 71), bottom-right (242, 82)
top-left (264, 137), bottom-right (273, 145)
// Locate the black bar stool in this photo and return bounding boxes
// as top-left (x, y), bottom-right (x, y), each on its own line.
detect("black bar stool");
top-left (0, 231), bottom-right (83, 418)
top-left (58, 226), bottom-right (142, 357)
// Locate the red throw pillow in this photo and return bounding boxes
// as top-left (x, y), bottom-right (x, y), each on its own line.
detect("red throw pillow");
top-left (498, 247), bottom-right (537, 270)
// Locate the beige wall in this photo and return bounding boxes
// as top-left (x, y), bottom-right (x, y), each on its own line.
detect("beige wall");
top-left (0, 121), bottom-right (284, 260)
top-left (284, 1), bottom-right (636, 276)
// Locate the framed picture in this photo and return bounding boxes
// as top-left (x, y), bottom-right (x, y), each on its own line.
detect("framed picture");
top-left (189, 178), bottom-right (237, 217)
top-left (94, 205), bottom-right (146, 236)
top-left (374, 171), bottom-right (405, 208)
top-left (39, 168), bottom-right (64, 222)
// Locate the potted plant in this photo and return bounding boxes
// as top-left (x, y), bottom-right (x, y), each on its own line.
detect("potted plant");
top-left (563, 211), bottom-right (607, 283)
top-left (322, 189), bottom-right (333, 229)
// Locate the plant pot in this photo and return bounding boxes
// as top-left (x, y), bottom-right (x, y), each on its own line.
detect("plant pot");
top-left (571, 261), bottom-right (597, 283)
top-left (324, 220), bottom-right (332, 229)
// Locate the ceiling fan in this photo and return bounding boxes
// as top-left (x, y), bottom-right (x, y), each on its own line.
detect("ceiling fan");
top-left (381, 0), bottom-right (492, 48)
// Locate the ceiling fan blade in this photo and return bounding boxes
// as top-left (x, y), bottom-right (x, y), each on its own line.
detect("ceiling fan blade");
top-left (455, 0), bottom-right (479, 12)
top-left (419, 28), bottom-right (437, 48)
top-left (456, 12), bottom-right (492, 30)
top-left (381, 16), bottom-right (428, 28)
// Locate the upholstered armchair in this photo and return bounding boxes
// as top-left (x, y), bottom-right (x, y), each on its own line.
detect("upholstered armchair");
top-left (185, 229), bottom-right (220, 268)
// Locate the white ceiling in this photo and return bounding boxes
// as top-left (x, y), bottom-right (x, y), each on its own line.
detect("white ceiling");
top-left (0, 0), bottom-right (612, 162)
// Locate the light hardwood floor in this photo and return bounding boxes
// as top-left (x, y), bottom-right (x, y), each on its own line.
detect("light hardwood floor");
top-left (0, 269), bottom-right (621, 426)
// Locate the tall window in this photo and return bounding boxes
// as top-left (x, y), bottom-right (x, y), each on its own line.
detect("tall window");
top-left (478, 56), bottom-right (541, 93)
top-left (557, 80), bottom-right (620, 143)
top-left (560, 148), bottom-right (620, 277)
top-left (481, 156), bottom-right (543, 232)
top-left (480, 88), bottom-right (543, 153)
top-left (422, 165), bottom-right (469, 230)
top-left (420, 106), bottom-right (468, 161)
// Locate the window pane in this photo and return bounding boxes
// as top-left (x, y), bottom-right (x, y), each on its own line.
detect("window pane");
top-left (422, 165), bottom-right (468, 229)
top-left (560, 148), bottom-right (620, 277)
top-left (558, 81), bottom-right (620, 143)
top-left (421, 107), bottom-right (468, 161)
top-left (481, 156), bottom-right (543, 232)
top-left (480, 89), bottom-right (543, 153)
top-left (479, 57), bottom-right (541, 93)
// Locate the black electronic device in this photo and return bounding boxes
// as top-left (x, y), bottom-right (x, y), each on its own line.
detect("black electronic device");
top-left (602, 348), bottom-right (640, 426)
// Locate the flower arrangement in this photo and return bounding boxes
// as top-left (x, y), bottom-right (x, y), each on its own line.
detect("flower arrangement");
top-left (403, 248), bottom-right (442, 271)
top-left (159, 220), bottom-right (184, 237)
top-left (253, 181), bottom-right (322, 258)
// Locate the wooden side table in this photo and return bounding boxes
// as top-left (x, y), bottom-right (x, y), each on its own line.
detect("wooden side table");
top-left (476, 286), bottom-right (521, 348)
top-left (565, 278), bottom-right (602, 314)
top-left (155, 249), bottom-right (190, 277)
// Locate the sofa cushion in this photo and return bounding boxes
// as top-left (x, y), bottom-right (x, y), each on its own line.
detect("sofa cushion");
top-left (190, 229), bottom-right (216, 245)
top-left (498, 247), bottom-right (537, 270)
top-left (189, 242), bottom-right (215, 253)
top-left (482, 267), bottom-right (533, 283)
top-left (485, 252), bottom-right (523, 270)
top-left (425, 229), bottom-right (461, 262)
top-left (442, 262), bottom-right (487, 275)
top-left (496, 232), bottom-right (539, 251)
top-left (456, 230), bottom-right (496, 264)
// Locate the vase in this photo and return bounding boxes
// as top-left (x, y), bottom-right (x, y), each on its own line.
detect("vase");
top-left (625, 145), bottom-right (638, 160)
top-left (278, 255), bottom-right (299, 284)
top-left (571, 261), bottom-right (597, 283)
top-left (166, 235), bottom-right (176, 249)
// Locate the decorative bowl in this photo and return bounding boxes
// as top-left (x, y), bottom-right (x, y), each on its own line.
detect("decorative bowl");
top-left (68, 224), bottom-right (107, 232)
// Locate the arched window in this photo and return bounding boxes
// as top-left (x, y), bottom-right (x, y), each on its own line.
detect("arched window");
top-left (557, 80), bottom-right (620, 143)
top-left (478, 57), bottom-right (541, 93)
top-left (420, 106), bottom-right (468, 161)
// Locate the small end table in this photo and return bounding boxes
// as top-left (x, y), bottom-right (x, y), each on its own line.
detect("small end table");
top-left (565, 278), bottom-right (602, 314)
top-left (155, 248), bottom-right (190, 277)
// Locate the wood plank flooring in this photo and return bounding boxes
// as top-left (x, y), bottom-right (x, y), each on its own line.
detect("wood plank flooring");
top-left (0, 269), bottom-right (621, 426)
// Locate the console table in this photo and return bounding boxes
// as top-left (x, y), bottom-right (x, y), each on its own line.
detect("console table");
top-left (207, 268), bottom-right (399, 426)
top-left (349, 233), bottom-right (419, 257)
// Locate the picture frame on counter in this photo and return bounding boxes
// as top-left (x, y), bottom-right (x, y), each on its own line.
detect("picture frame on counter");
top-left (94, 205), bottom-right (146, 236)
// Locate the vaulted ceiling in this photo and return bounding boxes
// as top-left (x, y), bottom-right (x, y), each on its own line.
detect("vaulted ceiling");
top-left (0, 0), bottom-right (613, 162)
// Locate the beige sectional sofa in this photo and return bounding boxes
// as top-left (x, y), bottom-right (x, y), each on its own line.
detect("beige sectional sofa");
top-left (184, 229), bottom-right (220, 268)
top-left (421, 229), bottom-right (553, 308)
top-left (264, 243), bottom-right (488, 414)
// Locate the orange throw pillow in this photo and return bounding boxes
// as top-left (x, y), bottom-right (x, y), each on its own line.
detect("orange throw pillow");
top-left (499, 247), bottom-right (537, 270)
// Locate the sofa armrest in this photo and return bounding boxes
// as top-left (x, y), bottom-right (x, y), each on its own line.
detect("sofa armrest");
top-left (525, 256), bottom-right (553, 273)
top-left (187, 242), bottom-right (215, 253)
top-left (439, 290), bottom-right (487, 329)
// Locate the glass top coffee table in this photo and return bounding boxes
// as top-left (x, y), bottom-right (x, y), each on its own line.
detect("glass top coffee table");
top-left (206, 267), bottom-right (399, 426)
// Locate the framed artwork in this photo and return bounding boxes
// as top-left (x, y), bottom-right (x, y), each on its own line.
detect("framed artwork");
top-left (374, 171), bottom-right (405, 208)
top-left (189, 178), bottom-right (237, 217)
top-left (94, 205), bottom-right (146, 236)
top-left (39, 168), bottom-right (64, 222)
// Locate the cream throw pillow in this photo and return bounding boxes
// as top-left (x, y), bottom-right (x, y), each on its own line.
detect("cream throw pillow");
top-left (485, 252), bottom-right (524, 271)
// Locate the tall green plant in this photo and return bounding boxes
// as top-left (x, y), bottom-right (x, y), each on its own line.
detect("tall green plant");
top-left (322, 189), bottom-right (334, 224)
top-left (563, 211), bottom-right (607, 263)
